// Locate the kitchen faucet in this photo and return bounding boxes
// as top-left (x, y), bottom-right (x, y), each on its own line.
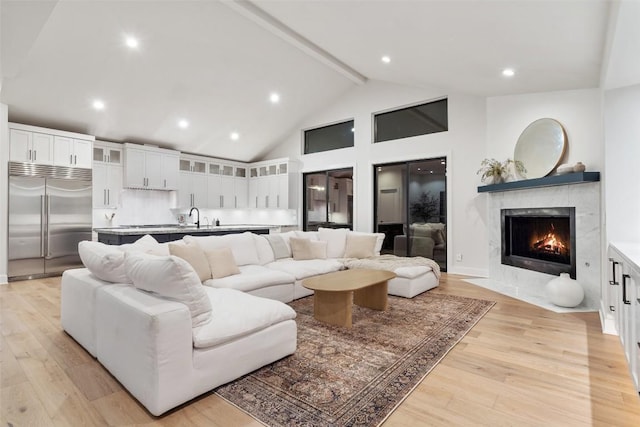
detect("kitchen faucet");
top-left (189, 207), bottom-right (200, 229)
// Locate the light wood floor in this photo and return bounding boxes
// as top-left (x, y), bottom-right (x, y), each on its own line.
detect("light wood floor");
top-left (2, 274), bottom-right (639, 426)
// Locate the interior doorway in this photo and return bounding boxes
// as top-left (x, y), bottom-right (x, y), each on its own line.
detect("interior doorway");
top-left (373, 157), bottom-right (447, 271)
top-left (303, 168), bottom-right (353, 231)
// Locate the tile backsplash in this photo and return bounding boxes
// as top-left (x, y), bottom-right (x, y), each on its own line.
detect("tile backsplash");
top-left (92, 189), bottom-right (298, 228)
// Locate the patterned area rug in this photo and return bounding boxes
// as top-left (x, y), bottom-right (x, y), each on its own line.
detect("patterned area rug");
top-left (216, 292), bottom-right (494, 426)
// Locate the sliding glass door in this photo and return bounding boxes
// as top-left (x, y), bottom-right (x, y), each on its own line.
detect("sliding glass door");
top-left (374, 158), bottom-right (447, 270)
top-left (303, 168), bottom-right (353, 231)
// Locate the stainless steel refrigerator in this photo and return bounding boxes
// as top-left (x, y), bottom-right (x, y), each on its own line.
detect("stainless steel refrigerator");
top-left (8, 162), bottom-right (92, 280)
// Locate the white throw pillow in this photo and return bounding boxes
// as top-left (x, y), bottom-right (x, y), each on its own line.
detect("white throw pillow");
top-left (290, 237), bottom-right (327, 260)
top-left (344, 234), bottom-right (378, 258)
top-left (78, 240), bottom-right (129, 283)
top-left (124, 252), bottom-right (212, 328)
top-left (169, 241), bottom-right (212, 282)
top-left (318, 227), bottom-right (348, 258)
top-left (184, 232), bottom-right (260, 266)
top-left (348, 231), bottom-right (386, 256)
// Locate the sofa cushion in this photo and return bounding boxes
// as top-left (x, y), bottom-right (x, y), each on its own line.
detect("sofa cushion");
top-left (254, 234), bottom-right (276, 264)
top-left (78, 240), bottom-right (129, 283)
top-left (266, 258), bottom-right (343, 280)
top-left (124, 252), bottom-right (212, 328)
top-left (205, 247), bottom-right (241, 279)
top-left (290, 237), bottom-right (327, 260)
top-left (120, 234), bottom-right (168, 256)
top-left (203, 265), bottom-right (294, 293)
top-left (193, 288), bottom-right (296, 348)
top-left (263, 234), bottom-right (290, 260)
top-left (169, 241), bottom-right (212, 282)
top-left (318, 227), bottom-right (348, 258)
top-left (184, 232), bottom-right (259, 266)
top-left (344, 233), bottom-right (378, 258)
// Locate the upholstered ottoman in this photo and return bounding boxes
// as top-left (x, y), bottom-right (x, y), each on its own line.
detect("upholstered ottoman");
top-left (343, 255), bottom-right (440, 298)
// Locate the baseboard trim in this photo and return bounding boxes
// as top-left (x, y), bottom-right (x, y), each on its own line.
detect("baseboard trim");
top-left (0, 274), bottom-right (8, 285)
top-left (599, 301), bottom-right (617, 335)
top-left (447, 267), bottom-right (489, 278)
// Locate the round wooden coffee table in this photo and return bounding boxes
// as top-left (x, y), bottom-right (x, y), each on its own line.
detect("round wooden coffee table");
top-left (302, 269), bottom-right (396, 328)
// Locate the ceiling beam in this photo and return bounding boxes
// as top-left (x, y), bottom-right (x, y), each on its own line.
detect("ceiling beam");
top-left (222, 0), bottom-right (367, 85)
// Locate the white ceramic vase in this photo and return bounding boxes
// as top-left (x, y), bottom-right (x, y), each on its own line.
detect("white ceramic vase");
top-left (546, 273), bottom-right (584, 308)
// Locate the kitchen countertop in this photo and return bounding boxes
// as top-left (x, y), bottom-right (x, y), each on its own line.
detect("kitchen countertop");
top-left (94, 224), bottom-right (278, 235)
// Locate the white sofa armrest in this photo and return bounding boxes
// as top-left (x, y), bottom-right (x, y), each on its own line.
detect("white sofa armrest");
top-left (95, 285), bottom-right (194, 416)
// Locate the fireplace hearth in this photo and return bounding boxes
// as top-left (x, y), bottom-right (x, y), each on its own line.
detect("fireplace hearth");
top-left (501, 207), bottom-right (576, 279)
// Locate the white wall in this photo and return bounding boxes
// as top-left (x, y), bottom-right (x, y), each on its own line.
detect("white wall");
top-left (0, 103), bottom-right (8, 284)
top-left (604, 84), bottom-right (640, 243)
top-left (265, 79), bottom-right (489, 276)
top-left (486, 88), bottom-right (604, 173)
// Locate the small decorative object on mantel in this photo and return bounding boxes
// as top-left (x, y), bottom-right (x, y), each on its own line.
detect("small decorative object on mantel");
top-left (556, 163), bottom-right (574, 175)
top-left (477, 158), bottom-right (526, 185)
top-left (545, 273), bottom-right (584, 307)
top-left (573, 162), bottom-right (586, 172)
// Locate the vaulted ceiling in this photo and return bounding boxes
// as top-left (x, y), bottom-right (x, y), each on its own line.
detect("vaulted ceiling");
top-left (1, 0), bottom-right (612, 162)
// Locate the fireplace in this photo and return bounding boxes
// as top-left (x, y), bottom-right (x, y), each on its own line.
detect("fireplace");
top-left (501, 207), bottom-right (576, 279)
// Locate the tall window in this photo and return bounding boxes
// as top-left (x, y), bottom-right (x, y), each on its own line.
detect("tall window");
top-left (373, 158), bottom-right (447, 270)
top-left (373, 98), bottom-right (448, 143)
top-left (304, 120), bottom-right (354, 154)
top-left (303, 168), bottom-right (353, 231)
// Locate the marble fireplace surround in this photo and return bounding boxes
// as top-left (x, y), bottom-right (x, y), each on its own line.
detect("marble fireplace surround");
top-left (466, 181), bottom-right (600, 313)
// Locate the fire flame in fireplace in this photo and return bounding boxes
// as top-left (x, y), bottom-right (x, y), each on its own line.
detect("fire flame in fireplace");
top-left (531, 223), bottom-right (567, 255)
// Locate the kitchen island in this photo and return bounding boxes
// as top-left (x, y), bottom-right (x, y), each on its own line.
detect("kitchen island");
top-left (95, 224), bottom-right (274, 245)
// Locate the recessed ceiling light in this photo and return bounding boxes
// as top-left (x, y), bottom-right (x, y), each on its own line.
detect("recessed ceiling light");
top-left (269, 92), bottom-right (280, 104)
top-left (92, 100), bottom-right (105, 110)
top-left (125, 36), bottom-right (139, 49)
top-left (430, 170), bottom-right (434, 174)
top-left (230, 132), bottom-right (239, 141)
top-left (440, 160), bottom-right (446, 165)
top-left (381, 55), bottom-right (391, 64)
top-left (178, 119), bottom-right (189, 129)
top-left (502, 68), bottom-right (515, 77)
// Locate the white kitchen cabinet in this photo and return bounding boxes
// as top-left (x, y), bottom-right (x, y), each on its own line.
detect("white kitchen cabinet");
top-left (93, 142), bottom-right (122, 165)
top-left (161, 153), bottom-right (180, 190)
top-left (207, 163), bottom-right (246, 208)
top-left (93, 162), bottom-right (122, 208)
top-left (179, 171), bottom-right (207, 208)
top-left (53, 136), bottom-right (93, 168)
top-left (124, 143), bottom-right (179, 190)
top-left (607, 243), bottom-right (640, 393)
top-left (10, 129), bottom-right (54, 164)
top-left (247, 159), bottom-right (297, 209)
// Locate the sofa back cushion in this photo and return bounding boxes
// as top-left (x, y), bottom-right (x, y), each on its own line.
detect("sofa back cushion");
top-left (169, 241), bottom-right (212, 282)
top-left (78, 240), bottom-right (129, 283)
top-left (318, 227), bottom-right (348, 258)
top-left (184, 232), bottom-right (259, 266)
top-left (119, 234), bottom-right (168, 256)
top-left (124, 251), bottom-right (212, 328)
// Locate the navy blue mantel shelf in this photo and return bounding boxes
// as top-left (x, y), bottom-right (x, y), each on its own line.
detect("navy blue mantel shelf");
top-left (477, 172), bottom-right (600, 193)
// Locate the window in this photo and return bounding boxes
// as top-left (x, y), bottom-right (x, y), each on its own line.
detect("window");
top-left (304, 120), bottom-right (354, 154)
top-left (374, 98), bottom-right (448, 143)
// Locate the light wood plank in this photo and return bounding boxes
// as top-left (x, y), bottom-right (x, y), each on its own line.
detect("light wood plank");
top-left (0, 273), bottom-right (638, 426)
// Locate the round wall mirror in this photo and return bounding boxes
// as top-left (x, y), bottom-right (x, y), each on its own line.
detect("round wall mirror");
top-left (514, 118), bottom-right (567, 179)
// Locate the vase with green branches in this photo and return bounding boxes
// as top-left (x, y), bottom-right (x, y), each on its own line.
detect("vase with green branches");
top-left (477, 158), bottom-right (526, 184)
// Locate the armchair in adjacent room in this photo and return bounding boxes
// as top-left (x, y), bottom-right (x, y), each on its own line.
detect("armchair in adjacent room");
top-left (393, 223), bottom-right (446, 267)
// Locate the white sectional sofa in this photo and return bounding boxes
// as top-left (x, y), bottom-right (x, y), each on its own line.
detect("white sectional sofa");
top-left (61, 227), bottom-right (440, 416)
